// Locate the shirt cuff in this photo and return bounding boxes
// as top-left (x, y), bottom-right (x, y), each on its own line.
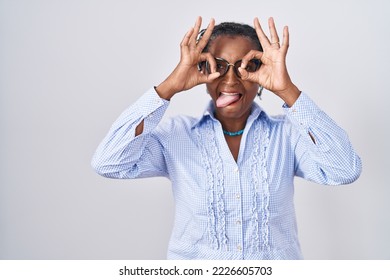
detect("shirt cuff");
top-left (135, 87), bottom-right (170, 133)
top-left (134, 87), bottom-right (169, 117)
top-left (110, 87), bottom-right (169, 135)
top-left (282, 92), bottom-right (321, 133)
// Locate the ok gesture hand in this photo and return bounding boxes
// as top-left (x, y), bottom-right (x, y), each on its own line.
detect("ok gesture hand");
top-left (156, 17), bottom-right (220, 100)
top-left (239, 17), bottom-right (300, 106)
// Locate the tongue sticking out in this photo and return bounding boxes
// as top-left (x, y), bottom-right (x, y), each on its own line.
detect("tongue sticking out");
top-left (216, 93), bottom-right (240, 108)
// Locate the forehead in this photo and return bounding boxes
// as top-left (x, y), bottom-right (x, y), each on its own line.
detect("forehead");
top-left (207, 35), bottom-right (256, 60)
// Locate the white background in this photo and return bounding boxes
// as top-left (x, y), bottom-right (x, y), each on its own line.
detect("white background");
top-left (1, 0), bottom-right (389, 259)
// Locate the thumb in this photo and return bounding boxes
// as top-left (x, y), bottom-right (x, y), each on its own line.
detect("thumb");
top-left (238, 67), bottom-right (258, 83)
top-left (202, 72), bottom-right (221, 84)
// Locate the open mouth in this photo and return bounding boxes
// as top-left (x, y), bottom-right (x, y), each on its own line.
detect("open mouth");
top-left (216, 92), bottom-right (243, 108)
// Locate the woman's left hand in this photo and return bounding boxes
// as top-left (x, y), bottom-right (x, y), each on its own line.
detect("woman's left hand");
top-left (239, 17), bottom-right (300, 106)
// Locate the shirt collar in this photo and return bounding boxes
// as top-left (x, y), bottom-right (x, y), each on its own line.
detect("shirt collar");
top-left (191, 100), bottom-right (264, 129)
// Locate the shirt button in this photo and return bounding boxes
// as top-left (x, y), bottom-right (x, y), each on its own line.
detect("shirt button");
top-left (234, 167), bottom-right (239, 173)
top-left (236, 220), bottom-right (241, 225)
top-left (235, 194), bottom-right (240, 199)
top-left (237, 245), bottom-right (242, 251)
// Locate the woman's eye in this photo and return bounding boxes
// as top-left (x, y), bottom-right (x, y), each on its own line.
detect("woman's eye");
top-left (246, 62), bottom-right (259, 72)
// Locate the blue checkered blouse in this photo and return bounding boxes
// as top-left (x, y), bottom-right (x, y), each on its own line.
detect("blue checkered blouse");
top-left (92, 88), bottom-right (362, 259)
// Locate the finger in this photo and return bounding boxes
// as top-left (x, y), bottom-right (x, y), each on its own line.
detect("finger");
top-left (198, 69), bottom-right (221, 84)
top-left (199, 53), bottom-right (220, 83)
top-left (240, 50), bottom-right (263, 69)
top-left (254, 17), bottom-right (271, 48)
top-left (180, 27), bottom-right (195, 48)
top-left (205, 72), bottom-right (221, 83)
top-left (238, 67), bottom-right (258, 83)
top-left (281, 26), bottom-right (289, 53)
top-left (196, 18), bottom-right (215, 51)
top-left (200, 52), bottom-right (216, 73)
top-left (238, 67), bottom-right (249, 80)
top-left (189, 16), bottom-right (203, 47)
top-left (268, 17), bottom-right (280, 46)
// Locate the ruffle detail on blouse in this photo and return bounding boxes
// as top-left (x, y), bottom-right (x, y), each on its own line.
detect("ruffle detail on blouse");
top-left (195, 118), bottom-right (228, 250)
top-left (250, 117), bottom-right (270, 252)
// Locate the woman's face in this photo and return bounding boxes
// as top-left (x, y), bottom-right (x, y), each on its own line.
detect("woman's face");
top-left (205, 35), bottom-right (260, 122)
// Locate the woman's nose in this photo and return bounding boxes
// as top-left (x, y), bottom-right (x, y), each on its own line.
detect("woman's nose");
top-left (223, 65), bottom-right (239, 83)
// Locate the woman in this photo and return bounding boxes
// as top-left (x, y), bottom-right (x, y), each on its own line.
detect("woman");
top-left (91, 17), bottom-right (361, 259)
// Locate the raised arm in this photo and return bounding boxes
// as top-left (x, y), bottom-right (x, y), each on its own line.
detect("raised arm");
top-left (91, 89), bottom-right (170, 179)
top-left (286, 93), bottom-right (362, 185)
top-left (92, 17), bottom-right (220, 179)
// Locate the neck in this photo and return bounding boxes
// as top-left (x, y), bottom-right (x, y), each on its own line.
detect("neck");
top-left (223, 128), bottom-right (244, 136)
top-left (219, 119), bottom-right (246, 138)
top-left (216, 116), bottom-right (248, 134)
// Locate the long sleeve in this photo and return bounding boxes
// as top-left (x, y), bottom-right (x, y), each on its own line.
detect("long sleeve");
top-left (283, 92), bottom-right (362, 185)
top-left (91, 88), bottom-right (170, 179)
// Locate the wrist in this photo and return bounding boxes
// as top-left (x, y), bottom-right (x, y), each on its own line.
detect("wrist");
top-left (155, 80), bottom-right (178, 100)
top-left (275, 84), bottom-right (301, 107)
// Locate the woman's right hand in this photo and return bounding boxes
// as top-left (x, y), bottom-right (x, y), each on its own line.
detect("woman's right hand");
top-left (155, 17), bottom-right (220, 100)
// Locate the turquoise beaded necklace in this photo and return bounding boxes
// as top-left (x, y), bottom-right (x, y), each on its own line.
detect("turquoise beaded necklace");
top-left (223, 129), bottom-right (244, 136)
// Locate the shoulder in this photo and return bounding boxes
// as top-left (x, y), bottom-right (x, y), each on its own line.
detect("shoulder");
top-left (259, 110), bottom-right (288, 126)
top-left (155, 114), bottom-right (199, 136)
top-left (257, 110), bottom-right (296, 138)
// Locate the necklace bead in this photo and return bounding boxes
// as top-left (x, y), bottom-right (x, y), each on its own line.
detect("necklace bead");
top-left (223, 129), bottom-right (244, 136)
